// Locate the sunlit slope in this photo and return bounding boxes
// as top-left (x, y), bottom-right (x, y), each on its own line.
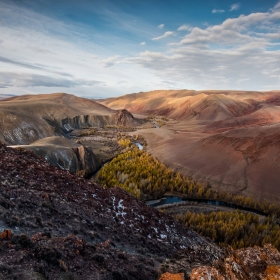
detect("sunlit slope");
top-left (2, 92), bottom-right (114, 119)
top-left (0, 92), bottom-right (136, 145)
top-left (100, 90), bottom-right (278, 122)
top-left (110, 89), bottom-right (280, 202)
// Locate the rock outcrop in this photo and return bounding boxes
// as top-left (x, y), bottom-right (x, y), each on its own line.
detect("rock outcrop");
top-left (190, 244), bottom-right (280, 279)
top-left (61, 114), bottom-right (113, 129)
top-left (73, 144), bottom-right (100, 176)
top-left (61, 109), bottom-right (139, 129)
top-left (159, 272), bottom-right (185, 280)
top-left (114, 109), bottom-right (136, 126)
top-left (9, 136), bottom-right (100, 176)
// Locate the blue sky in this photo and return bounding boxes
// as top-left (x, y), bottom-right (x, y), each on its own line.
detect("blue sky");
top-left (0, 0), bottom-right (279, 98)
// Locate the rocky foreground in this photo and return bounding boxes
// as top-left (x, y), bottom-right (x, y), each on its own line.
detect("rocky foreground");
top-left (190, 245), bottom-right (280, 279)
top-left (1, 142), bottom-right (280, 279)
top-left (0, 143), bottom-right (221, 279)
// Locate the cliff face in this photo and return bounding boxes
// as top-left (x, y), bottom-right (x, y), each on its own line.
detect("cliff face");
top-left (61, 109), bottom-right (138, 129)
top-left (61, 114), bottom-right (113, 130)
top-left (73, 145), bottom-right (100, 176)
top-left (114, 109), bottom-right (137, 127)
top-left (9, 136), bottom-right (100, 177)
top-left (0, 111), bottom-right (58, 145)
top-left (0, 143), bottom-right (222, 279)
top-left (190, 244), bottom-right (280, 280)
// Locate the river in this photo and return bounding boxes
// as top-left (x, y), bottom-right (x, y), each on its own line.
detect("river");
top-left (146, 196), bottom-right (267, 216)
top-left (150, 121), bottom-right (159, 128)
top-left (133, 142), bottom-right (143, 150)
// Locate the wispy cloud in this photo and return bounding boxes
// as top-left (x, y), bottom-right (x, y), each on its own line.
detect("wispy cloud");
top-left (0, 55), bottom-right (74, 78)
top-left (152, 31), bottom-right (174, 41)
top-left (0, 55), bottom-right (47, 71)
top-left (177, 24), bottom-right (192, 31)
top-left (212, 9), bottom-right (225, 14)
top-left (0, 1), bottom-right (280, 96)
top-left (274, 1), bottom-right (280, 10)
top-left (101, 55), bottom-right (120, 68)
top-left (127, 2), bottom-right (280, 91)
top-left (0, 72), bottom-right (105, 88)
top-left (230, 3), bottom-right (240, 11)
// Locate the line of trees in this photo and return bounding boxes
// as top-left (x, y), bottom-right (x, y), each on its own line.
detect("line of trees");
top-left (97, 143), bottom-right (280, 218)
top-left (175, 211), bottom-right (280, 250)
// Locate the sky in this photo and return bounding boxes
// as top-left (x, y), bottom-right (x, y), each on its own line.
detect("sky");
top-left (0, 0), bottom-right (280, 98)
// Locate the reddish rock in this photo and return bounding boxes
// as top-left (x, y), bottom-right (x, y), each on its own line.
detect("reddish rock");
top-left (159, 272), bottom-right (185, 280)
top-left (0, 229), bottom-right (13, 240)
top-left (190, 244), bottom-right (280, 280)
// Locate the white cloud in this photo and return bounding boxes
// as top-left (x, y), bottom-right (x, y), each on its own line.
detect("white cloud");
top-left (0, 72), bottom-right (105, 88)
top-left (128, 45), bottom-right (280, 90)
top-left (126, 4), bottom-right (280, 91)
top-left (274, 1), bottom-right (280, 10)
top-left (177, 24), bottom-right (192, 31)
top-left (140, 42), bottom-right (146, 46)
top-left (158, 24), bottom-right (164, 29)
top-left (0, 1), bottom-right (280, 96)
top-left (212, 9), bottom-right (225, 14)
top-left (101, 55), bottom-right (120, 68)
top-left (152, 31), bottom-right (174, 41)
top-left (173, 9), bottom-right (280, 48)
top-left (230, 3), bottom-right (240, 11)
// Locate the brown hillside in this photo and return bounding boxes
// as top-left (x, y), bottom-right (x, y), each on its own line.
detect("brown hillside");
top-left (101, 89), bottom-right (280, 202)
top-left (100, 90), bottom-right (273, 121)
top-left (0, 93), bottom-right (139, 145)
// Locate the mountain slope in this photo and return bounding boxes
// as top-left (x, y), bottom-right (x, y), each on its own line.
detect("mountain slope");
top-left (0, 93), bottom-right (139, 145)
top-left (9, 136), bottom-right (100, 176)
top-left (101, 89), bottom-right (280, 202)
top-left (0, 94), bottom-right (15, 100)
top-left (0, 143), bottom-right (222, 279)
top-left (99, 90), bottom-right (271, 122)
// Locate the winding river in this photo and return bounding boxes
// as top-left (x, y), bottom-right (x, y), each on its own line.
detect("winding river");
top-left (147, 196), bottom-right (267, 216)
top-left (133, 142), bottom-right (143, 150)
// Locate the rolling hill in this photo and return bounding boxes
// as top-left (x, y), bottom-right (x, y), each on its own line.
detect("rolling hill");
top-left (0, 93), bottom-right (139, 145)
top-left (100, 90), bottom-right (271, 122)
top-left (0, 92), bottom-right (141, 176)
top-left (100, 90), bottom-right (280, 203)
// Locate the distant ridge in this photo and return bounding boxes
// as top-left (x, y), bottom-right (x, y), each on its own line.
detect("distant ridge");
top-left (0, 93), bottom-right (15, 100)
top-left (0, 92), bottom-right (140, 145)
top-left (99, 89), bottom-right (280, 122)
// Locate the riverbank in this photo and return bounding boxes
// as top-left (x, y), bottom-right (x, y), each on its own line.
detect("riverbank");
top-left (147, 195), bottom-right (268, 217)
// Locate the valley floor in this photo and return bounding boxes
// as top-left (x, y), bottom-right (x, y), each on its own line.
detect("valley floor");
top-left (130, 119), bottom-right (280, 204)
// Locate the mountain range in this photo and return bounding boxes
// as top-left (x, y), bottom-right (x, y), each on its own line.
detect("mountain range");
top-left (101, 90), bottom-right (280, 203)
